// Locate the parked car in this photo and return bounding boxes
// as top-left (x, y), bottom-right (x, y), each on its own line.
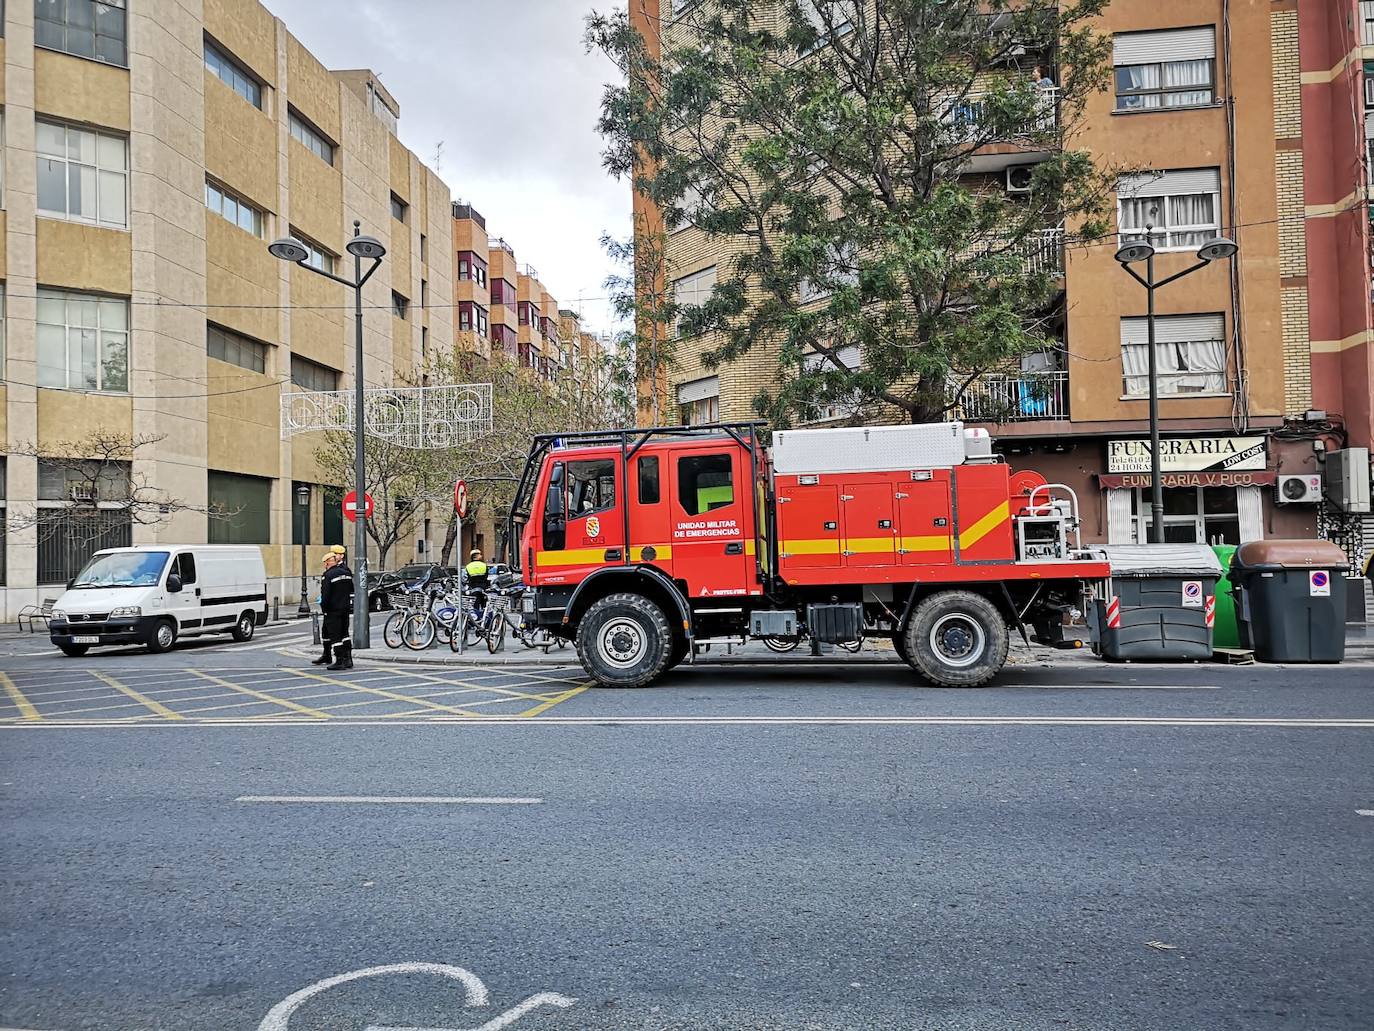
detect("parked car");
top-left (366, 563), bottom-right (458, 611)
top-left (49, 545), bottom-right (268, 656)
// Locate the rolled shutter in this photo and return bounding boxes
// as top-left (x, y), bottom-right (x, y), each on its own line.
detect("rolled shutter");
top-left (1366, 112), bottom-right (1374, 141)
top-left (1106, 488), bottom-right (1135, 545)
top-left (677, 375), bottom-right (720, 404)
top-left (1121, 313), bottom-right (1226, 346)
top-left (1113, 26), bottom-right (1216, 65)
top-left (1118, 168), bottom-right (1221, 198)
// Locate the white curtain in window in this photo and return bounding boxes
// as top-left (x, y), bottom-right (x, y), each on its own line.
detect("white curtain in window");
top-left (1162, 59), bottom-right (1212, 106)
top-left (1106, 488), bottom-right (1134, 545)
top-left (1118, 65), bottom-right (1160, 91)
top-left (1236, 486), bottom-right (1263, 543)
top-left (1167, 193), bottom-right (1216, 246)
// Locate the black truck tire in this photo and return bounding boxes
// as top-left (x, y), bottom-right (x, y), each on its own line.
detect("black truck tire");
top-left (891, 630), bottom-right (915, 669)
top-left (577, 593), bottom-right (673, 688)
top-left (667, 632), bottom-right (690, 670)
top-left (903, 590), bottom-right (1009, 688)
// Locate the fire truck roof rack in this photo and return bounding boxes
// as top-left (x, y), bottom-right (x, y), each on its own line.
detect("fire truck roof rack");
top-left (533, 421), bottom-right (767, 452)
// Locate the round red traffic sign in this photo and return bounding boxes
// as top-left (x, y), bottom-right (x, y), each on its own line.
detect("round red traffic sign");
top-left (342, 490), bottom-right (374, 522)
top-left (454, 478), bottom-right (469, 519)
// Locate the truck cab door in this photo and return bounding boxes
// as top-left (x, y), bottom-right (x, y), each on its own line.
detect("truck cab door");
top-left (628, 452), bottom-right (673, 574)
top-left (534, 454), bottom-right (624, 583)
top-left (669, 447), bottom-right (755, 599)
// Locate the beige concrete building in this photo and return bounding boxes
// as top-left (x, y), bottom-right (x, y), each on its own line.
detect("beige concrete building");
top-left (0, 0), bottom-right (571, 617)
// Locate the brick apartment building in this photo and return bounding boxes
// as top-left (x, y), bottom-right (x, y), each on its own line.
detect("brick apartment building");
top-left (631, 0), bottom-right (1374, 604)
top-left (0, 0), bottom-right (588, 618)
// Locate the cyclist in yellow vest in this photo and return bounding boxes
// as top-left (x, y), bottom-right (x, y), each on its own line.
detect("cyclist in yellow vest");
top-left (464, 550), bottom-right (490, 621)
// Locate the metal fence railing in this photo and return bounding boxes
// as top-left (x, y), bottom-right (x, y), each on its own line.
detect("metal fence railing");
top-left (36, 510), bottom-right (133, 585)
top-left (952, 370), bottom-right (1070, 423)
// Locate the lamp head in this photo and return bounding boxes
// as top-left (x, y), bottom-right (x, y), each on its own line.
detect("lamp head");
top-left (1114, 241), bottom-right (1155, 265)
top-left (347, 235), bottom-right (387, 259)
top-left (268, 238), bottom-right (310, 263)
top-left (295, 483), bottom-right (311, 503)
top-left (1197, 237), bottom-right (1238, 262)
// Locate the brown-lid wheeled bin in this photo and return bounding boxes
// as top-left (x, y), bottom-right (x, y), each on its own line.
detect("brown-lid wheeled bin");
top-left (1227, 540), bottom-right (1349, 662)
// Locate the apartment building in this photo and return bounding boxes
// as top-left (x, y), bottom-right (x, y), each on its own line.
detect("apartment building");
top-left (636, 0), bottom-right (1374, 587)
top-left (0, 1), bottom-right (572, 617)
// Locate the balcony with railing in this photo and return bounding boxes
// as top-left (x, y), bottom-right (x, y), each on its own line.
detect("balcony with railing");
top-left (950, 369), bottom-right (1069, 424)
top-left (942, 85), bottom-right (1058, 141)
top-left (960, 223), bottom-right (1065, 278)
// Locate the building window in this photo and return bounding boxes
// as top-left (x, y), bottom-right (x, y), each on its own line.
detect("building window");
top-left (35, 0), bottom-right (127, 66)
top-left (420, 280), bottom-right (428, 309)
top-left (799, 241), bottom-right (859, 304)
top-left (287, 227), bottom-right (335, 274)
top-left (288, 109), bottom-right (335, 165)
top-left (35, 459), bottom-right (134, 584)
top-left (458, 255), bottom-right (470, 280)
top-left (205, 179), bottom-right (266, 238)
top-left (492, 323), bottom-right (517, 352)
top-left (36, 288), bottom-right (128, 392)
top-left (36, 119), bottom-right (128, 228)
top-left (459, 302), bottom-right (489, 334)
top-left (458, 251), bottom-right (488, 287)
top-left (420, 233), bottom-right (428, 262)
top-left (1120, 313), bottom-right (1227, 397)
top-left (292, 481), bottom-right (312, 546)
top-left (421, 325), bottom-right (429, 358)
top-left (322, 486), bottom-right (344, 546)
top-left (208, 471), bottom-right (272, 545)
top-left (798, 0), bottom-right (856, 51)
top-left (207, 323), bottom-right (267, 374)
top-left (490, 278), bottom-right (516, 310)
top-left (367, 81), bottom-right (399, 133)
top-left (1117, 168), bottom-right (1221, 251)
top-left (1129, 487), bottom-right (1239, 545)
top-left (1113, 27), bottom-right (1216, 111)
top-left (390, 193), bottom-right (407, 223)
top-left (672, 265), bottom-right (716, 335)
top-left (0, 283), bottom-right (5, 371)
top-left (392, 291), bottom-right (409, 319)
top-left (677, 375), bottom-right (721, 426)
top-left (290, 354), bottom-right (339, 392)
top-left (204, 39), bottom-right (263, 109)
top-left (518, 301), bottom-right (531, 326)
top-left (0, 458), bottom-right (7, 585)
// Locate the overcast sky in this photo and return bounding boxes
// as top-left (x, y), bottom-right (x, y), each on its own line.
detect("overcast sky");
top-left (266, 0), bottom-right (630, 334)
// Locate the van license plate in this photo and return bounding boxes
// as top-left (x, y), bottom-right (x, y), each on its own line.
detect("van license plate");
top-left (72, 636), bottom-right (99, 644)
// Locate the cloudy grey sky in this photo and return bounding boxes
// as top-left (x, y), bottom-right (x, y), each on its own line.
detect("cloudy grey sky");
top-left (267, 0), bottom-right (630, 333)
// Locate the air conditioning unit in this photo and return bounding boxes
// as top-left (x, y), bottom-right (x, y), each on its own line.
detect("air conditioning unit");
top-left (1005, 166), bottom-right (1035, 194)
top-left (1324, 447), bottom-right (1371, 513)
top-left (1276, 473), bottom-right (1322, 505)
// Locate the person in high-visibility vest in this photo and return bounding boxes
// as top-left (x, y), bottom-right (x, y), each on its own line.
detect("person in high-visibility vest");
top-left (464, 550), bottom-right (490, 621)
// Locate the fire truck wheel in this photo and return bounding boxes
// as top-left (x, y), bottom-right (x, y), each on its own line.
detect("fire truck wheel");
top-left (891, 631), bottom-right (915, 669)
top-left (577, 593), bottom-right (673, 688)
top-left (904, 591), bottom-right (1008, 688)
top-left (667, 632), bottom-right (689, 670)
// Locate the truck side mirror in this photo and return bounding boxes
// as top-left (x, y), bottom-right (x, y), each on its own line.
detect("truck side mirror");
top-left (166, 574), bottom-right (183, 593)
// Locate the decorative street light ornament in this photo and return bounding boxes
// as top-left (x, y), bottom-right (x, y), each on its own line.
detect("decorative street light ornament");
top-left (280, 383), bottom-right (493, 448)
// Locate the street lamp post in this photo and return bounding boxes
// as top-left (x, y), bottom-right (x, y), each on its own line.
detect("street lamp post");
top-left (295, 482), bottom-right (311, 618)
top-left (270, 221), bottom-right (386, 649)
top-left (1115, 231), bottom-right (1238, 544)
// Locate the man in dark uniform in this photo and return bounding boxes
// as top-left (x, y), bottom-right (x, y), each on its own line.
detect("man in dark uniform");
top-left (317, 551), bottom-right (355, 670)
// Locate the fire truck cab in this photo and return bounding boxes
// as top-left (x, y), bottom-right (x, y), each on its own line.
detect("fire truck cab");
top-left (507, 421), bottom-right (1109, 689)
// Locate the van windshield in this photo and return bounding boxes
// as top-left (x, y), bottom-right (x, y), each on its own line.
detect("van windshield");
top-left (70, 551), bottom-right (171, 588)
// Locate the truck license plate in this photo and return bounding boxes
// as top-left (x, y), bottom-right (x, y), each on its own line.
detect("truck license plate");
top-left (72, 636), bottom-right (99, 644)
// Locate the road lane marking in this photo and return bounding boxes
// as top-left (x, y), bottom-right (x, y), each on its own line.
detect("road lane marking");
top-left (519, 683), bottom-right (592, 718)
top-left (238, 795), bottom-right (542, 804)
top-left (373, 667), bottom-right (565, 703)
top-left (258, 962), bottom-right (488, 1031)
top-left (285, 668), bottom-right (484, 717)
top-left (89, 670), bottom-right (184, 720)
top-left (1357, 809), bottom-right (1374, 817)
top-left (188, 670), bottom-right (331, 719)
top-left (368, 991), bottom-right (577, 1030)
top-left (0, 671), bottom-right (43, 721)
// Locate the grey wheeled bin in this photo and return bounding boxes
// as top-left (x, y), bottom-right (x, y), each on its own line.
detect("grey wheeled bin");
top-left (1090, 544), bottom-right (1223, 660)
top-left (1228, 539), bottom-right (1348, 662)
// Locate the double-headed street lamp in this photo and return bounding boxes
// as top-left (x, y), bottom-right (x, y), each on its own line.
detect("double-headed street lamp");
top-left (1115, 230), bottom-right (1238, 544)
top-left (270, 221), bottom-right (386, 649)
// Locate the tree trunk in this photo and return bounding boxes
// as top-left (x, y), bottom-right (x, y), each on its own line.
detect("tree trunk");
top-left (438, 510), bottom-right (459, 566)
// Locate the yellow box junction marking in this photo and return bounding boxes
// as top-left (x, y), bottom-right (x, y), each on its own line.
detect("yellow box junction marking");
top-left (0, 670), bottom-right (41, 721)
top-left (519, 682), bottom-right (591, 718)
top-left (285, 668), bottom-right (485, 718)
top-left (188, 670), bottom-right (331, 720)
top-left (90, 670), bottom-right (185, 721)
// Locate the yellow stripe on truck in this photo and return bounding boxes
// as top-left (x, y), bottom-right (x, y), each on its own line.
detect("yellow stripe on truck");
top-left (780, 538), bottom-right (840, 555)
top-left (958, 501), bottom-right (1010, 550)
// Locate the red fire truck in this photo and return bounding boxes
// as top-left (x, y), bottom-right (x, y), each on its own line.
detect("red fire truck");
top-left (506, 421), bottom-right (1110, 688)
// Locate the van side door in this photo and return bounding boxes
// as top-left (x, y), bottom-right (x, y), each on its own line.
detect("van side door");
top-left (168, 552), bottom-right (202, 633)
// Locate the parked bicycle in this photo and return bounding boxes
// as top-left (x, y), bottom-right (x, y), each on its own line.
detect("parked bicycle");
top-left (382, 571), bottom-right (463, 651)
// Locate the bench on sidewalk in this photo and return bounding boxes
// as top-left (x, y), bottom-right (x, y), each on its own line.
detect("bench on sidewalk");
top-left (16, 599), bottom-right (57, 633)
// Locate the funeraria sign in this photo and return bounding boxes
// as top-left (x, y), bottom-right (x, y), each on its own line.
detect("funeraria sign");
top-left (1099, 436), bottom-right (1272, 489)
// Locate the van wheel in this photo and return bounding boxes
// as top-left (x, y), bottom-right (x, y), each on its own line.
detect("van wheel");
top-left (58, 643), bottom-right (90, 657)
top-left (902, 591), bottom-right (1008, 688)
top-left (231, 611), bottom-right (256, 642)
top-left (576, 593), bottom-right (672, 688)
top-left (146, 619), bottom-right (177, 654)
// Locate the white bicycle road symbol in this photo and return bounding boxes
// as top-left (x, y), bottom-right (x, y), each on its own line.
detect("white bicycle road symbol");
top-left (257, 962), bottom-right (575, 1031)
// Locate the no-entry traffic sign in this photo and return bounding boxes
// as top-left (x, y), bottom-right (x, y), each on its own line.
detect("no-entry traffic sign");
top-left (454, 478), bottom-right (469, 519)
top-left (343, 490), bottom-right (374, 522)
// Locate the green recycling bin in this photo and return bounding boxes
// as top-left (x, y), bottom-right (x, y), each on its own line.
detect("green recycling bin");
top-left (1228, 539), bottom-right (1349, 662)
top-left (1210, 544), bottom-right (1240, 650)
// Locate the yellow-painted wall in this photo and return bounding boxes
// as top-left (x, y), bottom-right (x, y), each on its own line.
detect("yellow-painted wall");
top-left (37, 388), bottom-right (133, 441)
top-left (206, 215), bottom-right (280, 345)
top-left (34, 49), bottom-right (130, 131)
top-left (204, 0), bottom-right (278, 87)
top-left (36, 220), bottom-right (131, 296)
top-left (206, 359), bottom-right (280, 478)
top-left (204, 76), bottom-right (279, 213)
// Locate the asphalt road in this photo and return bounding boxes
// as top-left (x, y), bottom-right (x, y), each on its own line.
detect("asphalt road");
top-left (0, 628), bottom-right (1371, 1030)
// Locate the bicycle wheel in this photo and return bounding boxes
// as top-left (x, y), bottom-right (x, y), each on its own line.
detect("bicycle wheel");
top-left (402, 612), bottom-right (437, 651)
top-left (487, 617), bottom-right (506, 654)
top-left (383, 611), bottom-right (409, 649)
top-left (449, 613), bottom-right (468, 652)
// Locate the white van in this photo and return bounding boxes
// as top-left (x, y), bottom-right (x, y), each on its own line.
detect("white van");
top-left (48, 545), bottom-right (269, 656)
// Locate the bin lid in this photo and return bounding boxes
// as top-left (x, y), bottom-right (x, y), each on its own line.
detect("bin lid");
top-left (1232, 538), bottom-right (1349, 571)
top-left (1098, 544), bottom-right (1224, 577)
